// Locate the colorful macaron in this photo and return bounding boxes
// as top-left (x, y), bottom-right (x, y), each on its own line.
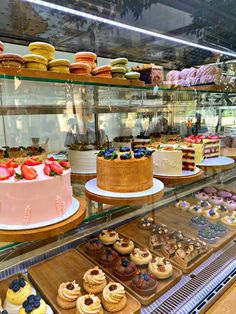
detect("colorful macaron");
top-left (29, 42), bottom-right (55, 61)
top-left (92, 65), bottom-right (112, 78)
top-left (70, 62), bottom-right (91, 75)
top-left (110, 57), bottom-right (128, 71)
top-left (111, 66), bottom-right (126, 79)
top-left (75, 52), bottom-right (97, 70)
top-left (0, 53), bottom-right (24, 68)
top-left (48, 59), bottom-right (70, 73)
top-left (0, 41), bottom-right (4, 53)
top-left (125, 71), bottom-right (140, 80)
top-left (23, 54), bottom-right (48, 71)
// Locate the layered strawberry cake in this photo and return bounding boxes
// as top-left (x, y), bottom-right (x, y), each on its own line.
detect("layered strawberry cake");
top-left (0, 157), bottom-right (73, 226)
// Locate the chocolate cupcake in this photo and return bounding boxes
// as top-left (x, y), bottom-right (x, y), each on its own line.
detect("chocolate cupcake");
top-left (85, 238), bottom-right (104, 257)
top-left (99, 248), bottom-right (119, 267)
top-left (113, 257), bottom-right (137, 281)
top-left (131, 272), bottom-right (157, 296)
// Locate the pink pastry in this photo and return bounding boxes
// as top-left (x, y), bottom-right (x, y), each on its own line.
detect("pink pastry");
top-left (231, 195), bottom-right (236, 201)
top-left (224, 199), bottom-right (236, 211)
top-left (218, 191), bottom-right (232, 199)
top-left (195, 192), bottom-right (209, 201)
top-left (208, 196), bottom-right (224, 205)
top-left (203, 187), bottom-right (217, 195)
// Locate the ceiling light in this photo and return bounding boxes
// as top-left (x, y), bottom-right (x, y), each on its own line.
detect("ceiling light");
top-left (23, 0), bottom-right (236, 58)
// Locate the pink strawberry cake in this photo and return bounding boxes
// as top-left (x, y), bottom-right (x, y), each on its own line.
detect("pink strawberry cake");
top-left (0, 158), bottom-right (73, 226)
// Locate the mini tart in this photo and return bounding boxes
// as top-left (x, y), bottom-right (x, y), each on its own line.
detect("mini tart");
top-left (223, 199), bottom-right (236, 211)
top-left (198, 227), bottom-right (217, 243)
top-left (29, 42), bottom-right (55, 61)
top-left (148, 257), bottom-right (173, 279)
top-left (85, 238), bottom-right (104, 257)
top-left (218, 191), bottom-right (232, 199)
top-left (191, 216), bottom-right (208, 229)
top-left (203, 187), bottom-right (217, 194)
top-left (189, 205), bottom-right (204, 215)
top-left (99, 248), bottom-right (119, 267)
top-left (70, 62), bottom-right (91, 75)
top-left (76, 294), bottom-right (103, 314)
top-left (83, 266), bottom-right (107, 294)
top-left (131, 272), bottom-right (157, 296)
top-left (48, 59), bottom-right (70, 73)
top-left (198, 200), bottom-right (212, 210)
top-left (0, 53), bottom-right (24, 68)
top-left (209, 222), bottom-right (228, 237)
top-left (204, 208), bottom-right (220, 220)
top-left (113, 257), bottom-right (137, 281)
top-left (113, 237), bottom-right (134, 255)
top-left (175, 200), bottom-right (190, 211)
top-left (208, 195), bottom-right (224, 205)
top-left (221, 215), bottom-right (236, 226)
top-left (102, 282), bottom-right (127, 312)
top-left (99, 229), bottom-right (118, 245)
top-left (195, 192), bottom-right (209, 201)
top-left (217, 205), bottom-right (228, 215)
top-left (137, 217), bottom-right (154, 230)
top-left (23, 54), bottom-right (48, 71)
top-left (57, 281), bottom-right (81, 309)
top-left (130, 247), bottom-right (152, 266)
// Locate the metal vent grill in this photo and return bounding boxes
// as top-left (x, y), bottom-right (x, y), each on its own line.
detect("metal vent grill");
top-left (149, 244), bottom-right (236, 314)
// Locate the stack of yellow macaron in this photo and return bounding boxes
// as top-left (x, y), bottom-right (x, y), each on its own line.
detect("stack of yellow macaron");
top-left (0, 53), bottom-right (24, 68)
top-left (28, 42), bottom-right (55, 61)
top-left (75, 52), bottom-right (97, 70)
top-left (48, 59), bottom-right (70, 73)
top-left (110, 58), bottom-right (128, 79)
top-left (23, 54), bottom-right (48, 71)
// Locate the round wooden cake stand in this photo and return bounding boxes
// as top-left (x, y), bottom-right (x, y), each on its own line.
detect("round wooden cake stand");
top-left (154, 169), bottom-right (202, 187)
top-left (71, 172), bottom-right (96, 183)
top-left (0, 199), bottom-right (86, 242)
top-left (85, 179), bottom-right (164, 206)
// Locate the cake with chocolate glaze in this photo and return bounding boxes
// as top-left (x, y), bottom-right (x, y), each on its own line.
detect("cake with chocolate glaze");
top-left (99, 249), bottom-right (119, 267)
top-left (85, 239), bottom-right (104, 257)
top-left (131, 272), bottom-right (157, 296)
top-left (113, 257), bottom-right (137, 281)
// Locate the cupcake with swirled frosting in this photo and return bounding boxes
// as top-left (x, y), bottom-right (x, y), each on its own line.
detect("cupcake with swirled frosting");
top-left (83, 266), bottom-right (107, 294)
top-left (102, 282), bottom-right (127, 312)
top-left (76, 294), bottom-right (103, 314)
top-left (56, 280), bottom-right (81, 309)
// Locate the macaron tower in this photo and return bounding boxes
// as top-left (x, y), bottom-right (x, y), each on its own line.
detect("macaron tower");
top-left (92, 65), bottom-right (112, 78)
top-left (23, 54), bottom-right (48, 71)
top-left (70, 62), bottom-right (91, 75)
top-left (28, 42), bottom-right (55, 61)
top-left (110, 58), bottom-right (128, 79)
top-left (0, 53), bottom-right (24, 68)
top-left (48, 59), bottom-right (70, 73)
top-left (75, 51), bottom-right (97, 70)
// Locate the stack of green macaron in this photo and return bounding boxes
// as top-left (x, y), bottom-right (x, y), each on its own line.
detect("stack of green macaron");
top-left (125, 71), bottom-right (141, 80)
top-left (110, 58), bottom-right (128, 79)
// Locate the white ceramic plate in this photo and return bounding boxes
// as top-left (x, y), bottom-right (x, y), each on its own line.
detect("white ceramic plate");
top-left (154, 167), bottom-right (201, 177)
top-left (0, 198), bottom-right (79, 231)
top-left (85, 178), bottom-right (164, 198)
top-left (197, 156), bottom-right (235, 167)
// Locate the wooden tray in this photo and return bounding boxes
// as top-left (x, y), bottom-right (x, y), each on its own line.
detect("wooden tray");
top-left (78, 237), bottom-right (182, 305)
top-left (28, 249), bottom-right (141, 314)
top-left (117, 220), bottom-right (213, 274)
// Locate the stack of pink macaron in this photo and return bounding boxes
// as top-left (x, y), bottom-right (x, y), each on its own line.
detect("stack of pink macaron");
top-left (165, 65), bottom-right (222, 86)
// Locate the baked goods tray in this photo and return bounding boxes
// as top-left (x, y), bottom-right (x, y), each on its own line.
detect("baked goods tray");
top-left (160, 197), bottom-right (236, 252)
top-left (117, 221), bottom-right (213, 274)
top-left (28, 249), bottom-right (141, 314)
top-left (77, 236), bottom-right (182, 306)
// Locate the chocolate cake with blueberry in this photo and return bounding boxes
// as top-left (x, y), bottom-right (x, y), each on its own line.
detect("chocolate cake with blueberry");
top-left (113, 257), bottom-right (137, 280)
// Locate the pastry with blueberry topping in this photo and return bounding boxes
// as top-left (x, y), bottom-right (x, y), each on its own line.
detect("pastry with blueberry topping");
top-left (131, 272), bottom-right (157, 296)
top-left (19, 294), bottom-right (53, 314)
top-left (99, 230), bottom-right (118, 245)
top-left (113, 257), bottom-right (137, 280)
top-left (113, 237), bottom-right (134, 255)
top-left (4, 277), bottom-right (36, 313)
top-left (190, 216), bottom-right (209, 229)
top-left (175, 200), bottom-right (190, 211)
top-left (198, 227), bottom-right (217, 243)
top-left (83, 267), bottom-right (107, 294)
top-left (57, 280), bottom-right (81, 309)
top-left (209, 222), bottom-right (227, 237)
top-left (76, 294), bottom-right (103, 314)
top-left (189, 205), bottom-right (204, 215)
top-left (99, 249), bottom-right (119, 267)
top-left (217, 205), bottom-right (228, 215)
top-left (198, 200), bottom-right (212, 210)
top-left (204, 208), bottom-right (220, 220)
top-left (85, 238), bottom-right (104, 257)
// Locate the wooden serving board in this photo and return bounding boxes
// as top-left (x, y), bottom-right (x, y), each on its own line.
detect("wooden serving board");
top-left (78, 237), bottom-right (182, 305)
top-left (28, 249), bottom-right (141, 314)
top-left (117, 220), bottom-right (212, 274)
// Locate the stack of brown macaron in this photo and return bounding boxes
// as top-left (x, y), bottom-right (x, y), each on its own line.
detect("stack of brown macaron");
top-left (0, 53), bottom-right (24, 68)
top-left (92, 65), bottom-right (112, 78)
top-left (70, 51), bottom-right (97, 75)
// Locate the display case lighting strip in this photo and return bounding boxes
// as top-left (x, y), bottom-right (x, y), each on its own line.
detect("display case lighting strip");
top-left (23, 0), bottom-right (236, 58)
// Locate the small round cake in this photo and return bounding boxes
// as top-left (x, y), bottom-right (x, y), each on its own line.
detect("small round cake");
top-left (195, 192), bottom-right (209, 201)
top-left (85, 239), bottom-right (104, 257)
top-left (190, 216), bottom-right (209, 229)
top-left (175, 200), bottom-right (190, 211)
top-left (189, 205), bottom-right (204, 215)
top-left (130, 248), bottom-right (152, 267)
top-left (99, 230), bottom-right (119, 245)
top-left (137, 217), bottom-right (154, 230)
top-left (113, 257), bottom-right (137, 281)
top-left (204, 208), bottom-right (220, 220)
top-left (113, 237), bottom-right (134, 255)
top-left (218, 191), bottom-right (232, 199)
top-left (96, 147), bottom-right (153, 192)
top-left (203, 187), bottom-right (217, 194)
top-left (209, 222), bottom-right (227, 237)
top-left (148, 257), bottom-right (173, 279)
top-left (99, 249), bottom-right (119, 268)
top-left (198, 227), bottom-right (217, 243)
top-left (198, 200), bottom-right (212, 210)
top-left (221, 215), bottom-right (236, 226)
top-left (131, 273), bottom-right (157, 296)
top-left (224, 199), bottom-right (236, 211)
top-left (208, 196), bottom-right (224, 206)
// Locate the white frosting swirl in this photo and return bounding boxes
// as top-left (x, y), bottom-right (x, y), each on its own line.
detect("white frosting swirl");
top-left (58, 281), bottom-right (80, 302)
top-left (76, 294), bottom-right (102, 314)
top-left (83, 267), bottom-right (106, 285)
top-left (102, 283), bottom-right (125, 304)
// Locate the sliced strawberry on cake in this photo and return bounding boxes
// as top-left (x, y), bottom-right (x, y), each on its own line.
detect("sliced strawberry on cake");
top-left (21, 164), bottom-right (38, 180)
top-left (49, 161), bottom-right (63, 175)
top-left (0, 166), bottom-right (10, 180)
top-left (24, 157), bottom-right (42, 166)
top-left (5, 158), bottom-right (19, 168)
top-left (58, 161), bottom-right (70, 169)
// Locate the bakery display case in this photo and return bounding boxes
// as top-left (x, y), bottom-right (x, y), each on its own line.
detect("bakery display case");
top-left (0, 1), bottom-right (236, 313)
